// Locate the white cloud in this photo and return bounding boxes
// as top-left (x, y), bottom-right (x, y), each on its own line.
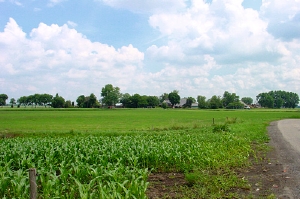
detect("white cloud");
top-left (0, 18), bottom-right (144, 100)
top-left (99, 0), bottom-right (186, 13)
top-left (261, 0), bottom-right (300, 40)
top-left (47, 0), bottom-right (67, 7)
top-left (8, 0), bottom-right (22, 6)
top-left (1, 0), bottom-right (300, 102)
top-left (67, 21), bottom-right (77, 28)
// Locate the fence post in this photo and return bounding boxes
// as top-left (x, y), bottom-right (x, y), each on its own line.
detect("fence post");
top-left (29, 168), bottom-right (37, 199)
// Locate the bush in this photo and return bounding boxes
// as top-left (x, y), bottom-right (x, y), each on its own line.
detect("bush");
top-left (212, 123), bottom-right (230, 133)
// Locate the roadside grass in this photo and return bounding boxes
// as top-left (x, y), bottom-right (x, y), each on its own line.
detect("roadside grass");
top-left (0, 108), bottom-right (299, 198)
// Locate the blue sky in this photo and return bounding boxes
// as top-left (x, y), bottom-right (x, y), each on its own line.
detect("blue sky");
top-left (0, 0), bottom-right (299, 103)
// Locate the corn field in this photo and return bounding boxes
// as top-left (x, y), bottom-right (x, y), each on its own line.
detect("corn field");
top-left (0, 128), bottom-right (252, 198)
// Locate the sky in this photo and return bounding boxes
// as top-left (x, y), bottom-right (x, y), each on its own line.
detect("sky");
top-left (0, 0), bottom-right (300, 103)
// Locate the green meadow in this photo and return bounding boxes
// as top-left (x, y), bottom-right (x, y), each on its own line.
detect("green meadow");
top-left (0, 108), bottom-right (299, 198)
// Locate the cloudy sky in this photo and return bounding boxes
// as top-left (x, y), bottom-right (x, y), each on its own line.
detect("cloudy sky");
top-left (1, 0), bottom-right (300, 102)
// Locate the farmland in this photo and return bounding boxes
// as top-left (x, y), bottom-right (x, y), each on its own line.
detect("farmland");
top-left (0, 108), bottom-right (299, 198)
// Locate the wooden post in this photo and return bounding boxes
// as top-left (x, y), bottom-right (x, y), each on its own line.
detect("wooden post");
top-left (29, 168), bottom-right (37, 199)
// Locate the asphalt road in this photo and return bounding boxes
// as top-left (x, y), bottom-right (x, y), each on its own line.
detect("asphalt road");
top-left (268, 119), bottom-right (300, 198)
top-left (278, 119), bottom-right (300, 153)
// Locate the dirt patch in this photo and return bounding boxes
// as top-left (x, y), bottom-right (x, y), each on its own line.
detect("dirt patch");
top-left (146, 121), bottom-right (300, 198)
top-left (0, 132), bottom-right (21, 139)
top-left (146, 172), bottom-right (187, 199)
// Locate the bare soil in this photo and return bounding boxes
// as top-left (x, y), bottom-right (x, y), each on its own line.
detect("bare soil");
top-left (146, 120), bottom-right (300, 198)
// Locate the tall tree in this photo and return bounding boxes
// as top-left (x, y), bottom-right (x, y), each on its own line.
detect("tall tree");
top-left (147, 96), bottom-right (159, 107)
top-left (40, 94), bottom-right (53, 108)
top-left (10, 98), bottom-right (16, 108)
top-left (33, 94), bottom-right (41, 108)
top-left (184, 97), bottom-right (196, 108)
top-left (197, 95), bottom-right (207, 109)
top-left (65, 100), bottom-right (73, 108)
top-left (130, 94), bottom-right (142, 108)
top-left (222, 91), bottom-right (239, 108)
top-left (208, 95), bottom-right (222, 109)
top-left (120, 93), bottom-right (131, 108)
top-left (241, 97), bottom-right (253, 105)
top-left (89, 93), bottom-right (97, 108)
top-left (168, 90), bottom-right (180, 107)
top-left (76, 95), bottom-right (85, 108)
top-left (256, 90), bottom-right (299, 108)
top-left (159, 93), bottom-right (169, 103)
top-left (17, 96), bottom-right (28, 107)
top-left (0, 94), bottom-right (8, 107)
top-left (256, 93), bottom-right (274, 108)
top-left (52, 93), bottom-right (65, 108)
top-left (101, 84), bottom-right (121, 106)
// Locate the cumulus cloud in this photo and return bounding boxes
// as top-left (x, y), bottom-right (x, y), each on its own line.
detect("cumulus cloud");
top-left (0, 18), bottom-right (144, 100)
top-left (148, 0), bottom-right (280, 65)
top-left (143, 0), bottom-right (300, 98)
top-left (261, 0), bottom-right (300, 40)
top-left (1, 0), bottom-right (300, 102)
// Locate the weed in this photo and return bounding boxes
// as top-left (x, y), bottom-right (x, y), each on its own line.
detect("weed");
top-left (212, 123), bottom-right (230, 133)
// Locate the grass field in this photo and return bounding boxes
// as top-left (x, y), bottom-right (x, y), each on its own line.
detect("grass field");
top-left (0, 108), bottom-right (299, 198)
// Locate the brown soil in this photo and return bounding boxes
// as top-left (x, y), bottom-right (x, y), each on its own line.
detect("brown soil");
top-left (146, 121), bottom-right (300, 198)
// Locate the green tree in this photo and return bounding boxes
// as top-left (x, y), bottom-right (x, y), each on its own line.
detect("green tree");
top-left (76, 95), bottom-right (85, 108)
top-left (17, 96), bottom-right (28, 107)
top-left (147, 96), bottom-right (159, 107)
top-left (89, 93), bottom-right (97, 108)
top-left (168, 90), bottom-right (180, 107)
top-left (33, 94), bottom-right (41, 108)
top-left (208, 95), bottom-right (222, 109)
top-left (257, 90), bottom-right (299, 108)
top-left (257, 92), bottom-right (274, 108)
top-left (120, 93), bottom-right (131, 108)
top-left (52, 93), bottom-right (65, 108)
top-left (101, 84), bottom-right (121, 106)
top-left (27, 95), bottom-right (34, 107)
top-left (159, 93), bottom-right (169, 103)
top-left (10, 98), bottom-right (16, 108)
top-left (226, 102), bottom-right (244, 109)
top-left (283, 91), bottom-right (299, 108)
top-left (130, 94), bottom-right (142, 108)
top-left (197, 95), bottom-right (207, 109)
top-left (184, 97), bottom-right (196, 108)
top-left (139, 95), bottom-right (148, 108)
top-left (222, 91), bottom-right (239, 108)
top-left (65, 100), bottom-right (73, 108)
top-left (40, 94), bottom-right (53, 108)
top-left (161, 102), bottom-right (167, 109)
top-left (0, 94), bottom-right (8, 107)
top-left (241, 97), bottom-right (253, 105)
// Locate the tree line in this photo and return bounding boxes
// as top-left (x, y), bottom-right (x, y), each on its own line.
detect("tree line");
top-left (0, 85), bottom-right (299, 109)
top-left (256, 90), bottom-right (299, 108)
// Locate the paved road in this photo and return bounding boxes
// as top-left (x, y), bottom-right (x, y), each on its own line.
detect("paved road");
top-left (269, 119), bottom-right (300, 198)
top-left (278, 119), bottom-right (300, 153)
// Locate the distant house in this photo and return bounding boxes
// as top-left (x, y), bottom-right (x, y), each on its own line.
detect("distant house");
top-left (115, 103), bottom-right (123, 108)
top-left (174, 98), bottom-right (187, 108)
top-left (162, 98), bottom-right (198, 108)
top-left (191, 103), bottom-right (198, 108)
top-left (240, 101), bottom-right (251, 109)
top-left (161, 100), bottom-right (172, 107)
